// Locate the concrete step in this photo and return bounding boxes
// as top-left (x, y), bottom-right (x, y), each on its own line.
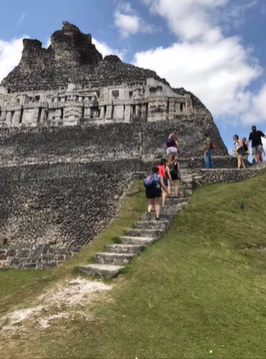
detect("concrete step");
top-left (160, 207), bottom-right (180, 215)
top-left (126, 228), bottom-right (164, 237)
top-left (171, 184), bottom-right (192, 188)
top-left (165, 197), bottom-right (189, 205)
top-left (133, 220), bottom-right (169, 229)
top-left (141, 209), bottom-right (181, 219)
top-left (179, 174), bottom-right (192, 178)
top-left (106, 244), bottom-right (144, 254)
top-left (79, 263), bottom-right (123, 277)
top-left (170, 190), bottom-right (192, 197)
top-left (141, 209), bottom-right (181, 222)
top-left (170, 186), bottom-right (193, 193)
top-left (119, 236), bottom-right (157, 245)
top-left (170, 185), bottom-right (193, 191)
top-left (181, 179), bottom-right (193, 185)
top-left (159, 207), bottom-right (181, 219)
top-left (159, 212), bottom-right (178, 220)
top-left (95, 252), bottom-right (135, 265)
top-left (160, 207), bottom-right (183, 215)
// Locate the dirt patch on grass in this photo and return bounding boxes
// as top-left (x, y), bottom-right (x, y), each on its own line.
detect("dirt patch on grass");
top-left (0, 278), bottom-right (112, 335)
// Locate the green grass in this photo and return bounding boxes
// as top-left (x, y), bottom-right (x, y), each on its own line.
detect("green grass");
top-left (2, 175), bottom-right (266, 358)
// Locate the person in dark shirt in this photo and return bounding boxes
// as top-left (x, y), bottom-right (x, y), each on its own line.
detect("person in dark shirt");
top-left (203, 133), bottom-right (215, 168)
top-left (248, 126), bottom-right (266, 164)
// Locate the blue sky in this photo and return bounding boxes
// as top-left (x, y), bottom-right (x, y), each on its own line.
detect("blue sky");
top-left (0, 0), bottom-right (265, 154)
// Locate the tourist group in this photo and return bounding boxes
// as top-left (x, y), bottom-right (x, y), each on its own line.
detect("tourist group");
top-left (232, 126), bottom-right (266, 169)
top-left (201, 125), bottom-right (266, 169)
top-left (143, 130), bottom-right (181, 221)
top-left (144, 125), bottom-right (266, 220)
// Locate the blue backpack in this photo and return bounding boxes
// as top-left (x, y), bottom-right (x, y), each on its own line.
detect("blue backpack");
top-left (143, 174), bottom-right (158, 189)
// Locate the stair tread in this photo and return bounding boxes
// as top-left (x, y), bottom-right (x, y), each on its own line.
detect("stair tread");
top-left (80, 263), bottom-right (123, 270)
top-left (79, 263), bottom-right (124, 277)
top-left (120, 236), bottom-right (157, 245)
top-left (120, 235), bottom-right (156, 240)
top-left (96, 252), bottom-right (135, 257)
top-left (128, 228), bottom-right (164, 232)
top-left (135, 220), bottom-right (169, 224)
top-left (107, 244), bottom-right (143, 247)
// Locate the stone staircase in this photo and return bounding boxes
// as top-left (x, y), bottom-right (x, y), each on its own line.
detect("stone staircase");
top-left (79, 169), bottom-right (193, 278)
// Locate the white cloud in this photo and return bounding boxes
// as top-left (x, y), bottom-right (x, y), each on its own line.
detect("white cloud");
top-left (0, 37), bottom-right (25, 82)
top-left (92, 38), bottom-right (126, 60)
top-left (114, 2), bottom-right (153, 38)
top-left (142, 0), bottom-right (229, 42)
top-left (242, 84), bottom-right (266, 125)
top-left (134, 38), bottom-right (261, 117)
top-left (45, 38), bottom-right (51, 48)
top-left (114, 12), bottom-right (140, 37)
top-left (135, 0), bottom-right (265, 124)
top-left (253, 84), bottom-right (266, 119)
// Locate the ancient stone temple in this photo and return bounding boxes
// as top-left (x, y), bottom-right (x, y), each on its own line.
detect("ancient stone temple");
top-left (0, 22), bottom-right (233, 270)
top-left (1, 21), bottom-right (213, 128)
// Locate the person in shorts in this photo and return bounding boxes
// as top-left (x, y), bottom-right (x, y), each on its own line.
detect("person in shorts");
top-left (233, 135), bottom-right (245, 168)
top-left (145, 166), bottom-right (170, 220)
top-left (166, 130), bottom-right (183, 164)
top-left (242, 137), bottom-right (249, 161)
top-left (157, 158), bottom-right (172, 206)
top-left (168, 155), bottom-right (181, 197)
top-left (203, 134), bottom-right (215, 168)
top-left (248, 126), bottom-right (266, 164)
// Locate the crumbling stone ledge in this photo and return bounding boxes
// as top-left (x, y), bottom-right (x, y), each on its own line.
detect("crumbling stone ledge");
top-left (191, 167), bottom-right (261, 187)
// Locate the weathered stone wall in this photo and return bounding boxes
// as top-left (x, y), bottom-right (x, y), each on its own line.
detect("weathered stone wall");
top-left (0, 118), bottom-right (228, 166)
top-left (0, 156), bottom-right (258, 269)
top-left (185, 155), bottom-right (251, 169)
top-left (0, 162), bottom-right (129, 269)
top-left (191, 168), bottom-right (259, 186)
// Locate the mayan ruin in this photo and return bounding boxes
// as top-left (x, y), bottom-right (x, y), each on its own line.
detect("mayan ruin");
top-left (1, 0), bottom-right (265, 355)
top-left (1, 22), bottom-right (216, 128)
top-left (0, 21), bottom-right (239, 270)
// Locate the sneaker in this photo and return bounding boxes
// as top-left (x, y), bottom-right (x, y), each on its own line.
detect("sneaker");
top-left (147, 212), bottom-right (152, 220)
top-left (156, 217), bottom-right (160, 221)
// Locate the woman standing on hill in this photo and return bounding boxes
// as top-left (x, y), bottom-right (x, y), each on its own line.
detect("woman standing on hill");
top-left (242, 137), bottom-right (249, 161)
top-left (233, 135), bottom-right (245, 169)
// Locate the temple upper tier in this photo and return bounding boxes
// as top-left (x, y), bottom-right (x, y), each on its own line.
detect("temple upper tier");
top-left (0, 21), bottom-right (211, 127)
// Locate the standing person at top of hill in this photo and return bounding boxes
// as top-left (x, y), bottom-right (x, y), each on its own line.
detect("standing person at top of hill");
top-left (248, 126), bottom-right (266, 164)
top-left (203, 133), bottom-right (215, 168)
top-left (233, 135), bottom-right (245, 169)
top-left (242, 137), bottom-right (249, 161)
top-left (166, 130), bottom-right (183, 164)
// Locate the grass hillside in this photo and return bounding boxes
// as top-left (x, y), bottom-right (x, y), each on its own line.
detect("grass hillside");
top-left (1, 174), bottom-right (266, 358)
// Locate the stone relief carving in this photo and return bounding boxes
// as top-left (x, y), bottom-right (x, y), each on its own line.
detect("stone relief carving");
top-left (0, 22), bottom-right (212, 127)
top-left (0, 80), bottom-right (193, 126)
